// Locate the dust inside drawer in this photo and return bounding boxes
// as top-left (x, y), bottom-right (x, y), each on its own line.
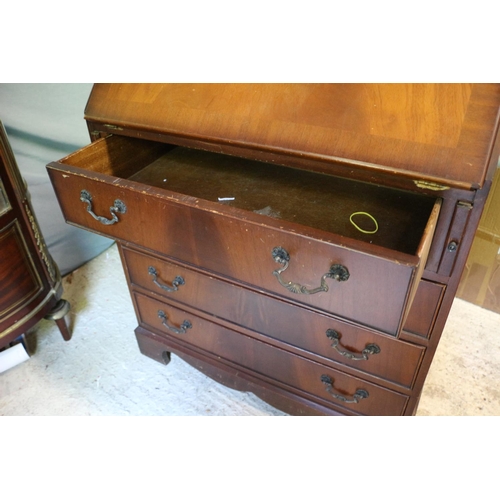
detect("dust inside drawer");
top-left (129, 143), bottom-right (437, 256)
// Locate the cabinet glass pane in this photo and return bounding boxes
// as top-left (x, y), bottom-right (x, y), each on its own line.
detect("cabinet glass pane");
top-left (0, 178), bottom-right (10, 216)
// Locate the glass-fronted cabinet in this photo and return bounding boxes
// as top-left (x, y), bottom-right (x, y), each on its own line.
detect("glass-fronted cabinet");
top-left (0, 177), bottom-right (10, 216)
top-left (0, 120), bottom-right (71, 352)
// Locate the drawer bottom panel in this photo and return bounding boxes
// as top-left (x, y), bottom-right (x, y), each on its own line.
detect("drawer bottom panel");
top-left (133, 291), bottom-right (409, 416)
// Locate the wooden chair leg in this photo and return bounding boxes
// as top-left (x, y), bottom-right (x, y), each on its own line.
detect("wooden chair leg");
top-left (45, 299), bottom-right (72, 341)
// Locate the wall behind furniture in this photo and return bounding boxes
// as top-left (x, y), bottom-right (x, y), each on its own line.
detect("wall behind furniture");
top-left (0, 83), bottom-right (112, 275)
top-left (457, 166), bottom-right (500, 313)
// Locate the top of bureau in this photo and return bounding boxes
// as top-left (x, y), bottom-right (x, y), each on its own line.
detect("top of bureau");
top-left (84, 83), bottom-right (500, 191)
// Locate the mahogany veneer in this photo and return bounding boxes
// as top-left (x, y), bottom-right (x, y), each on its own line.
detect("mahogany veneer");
top-left (47, 84), bottom-right (500, 415)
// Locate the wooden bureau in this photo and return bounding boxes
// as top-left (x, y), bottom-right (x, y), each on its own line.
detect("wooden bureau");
top-left (47, 84), bottom-right (500, 415)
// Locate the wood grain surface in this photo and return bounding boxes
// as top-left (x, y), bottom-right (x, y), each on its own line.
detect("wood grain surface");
top-left (85, 83), bottom-right (500, 189)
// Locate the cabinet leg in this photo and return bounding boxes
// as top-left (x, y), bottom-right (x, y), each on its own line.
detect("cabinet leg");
top-left (162, 351), bottom-right (171, 365)
top-left (45, 299), bottom-right (72, 341)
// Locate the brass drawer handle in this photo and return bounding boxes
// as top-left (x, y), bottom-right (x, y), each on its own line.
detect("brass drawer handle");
top-left (158, 310), bottom-right (192, 334)
top-left (148, 266), bottom-right (185, 292)
top-left (320, 375), bottom-right (369, 404)
top-left (80, 189), bottom-right (126, 225)
top-left (326, 329), bottom-right (380, 361)
top-left (272, 247), bottom-right (349, 295)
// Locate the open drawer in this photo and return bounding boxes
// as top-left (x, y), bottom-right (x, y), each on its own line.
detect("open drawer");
top-left (47, 135), bottom-right (441, 335)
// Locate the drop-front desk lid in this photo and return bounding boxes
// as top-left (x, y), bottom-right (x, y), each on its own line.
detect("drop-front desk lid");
top-left (84, 83), bottom-right (500, 191)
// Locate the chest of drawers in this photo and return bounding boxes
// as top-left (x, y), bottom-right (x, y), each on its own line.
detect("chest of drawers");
top-left (47, 84), bottom-right (500, 415)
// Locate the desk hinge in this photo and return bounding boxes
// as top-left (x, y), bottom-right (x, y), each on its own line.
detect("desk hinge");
top-left (103, 124), bottom-right (124, 131)
top-left (414, 180), bottom-right (450, 191)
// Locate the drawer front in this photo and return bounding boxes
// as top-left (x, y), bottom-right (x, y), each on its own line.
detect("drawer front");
top-left (122, 245), bottom-right (425, 388)
top-left (132, 291), bottom-right (409, 416)
top-left (48, 165), bottom-right (434, 335)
